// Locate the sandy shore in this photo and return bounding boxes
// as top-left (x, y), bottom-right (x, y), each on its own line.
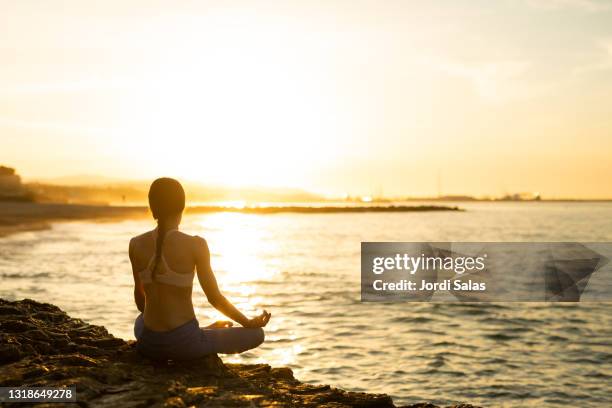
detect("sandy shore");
top-left (0, 201), bottom-right (461, 238)
top-left (0, 202), bottom-right (148, 237)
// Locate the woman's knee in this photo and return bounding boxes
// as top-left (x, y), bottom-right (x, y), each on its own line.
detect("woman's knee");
top-left (202, 327), bottom-right (265, 354)
top-left (250, 327), bottom-right (265, 347)
top-left (134, 313), bottom-right (144, 340)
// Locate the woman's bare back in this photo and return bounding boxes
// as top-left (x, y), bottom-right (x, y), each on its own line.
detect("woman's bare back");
top-left (129, 229), bottom-right (199, 331)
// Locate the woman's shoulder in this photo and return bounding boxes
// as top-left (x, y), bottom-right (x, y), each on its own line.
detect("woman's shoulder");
top-left (169, 230), bottom-right (207, 247)
top-left (128, 231), bottom-right (154, 258)
top-left (170, 232), bottom-right (208, 260)
top-left (180, 232), bottom-right (208, 252)
top-left (129, 229), bottom-right (206, 250)
top-left (129, 230), bottom-right (154, 246)
top-left (187, 232), bottom-right (207, 246)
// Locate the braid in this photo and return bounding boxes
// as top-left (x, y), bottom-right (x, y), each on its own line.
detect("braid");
top-left (147, 177), bottom-right (185, 283)
top-left (151, 218), bottom-right (167, 282)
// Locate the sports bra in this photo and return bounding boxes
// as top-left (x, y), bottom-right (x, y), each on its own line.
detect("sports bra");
top-left (138, 228), bottom-right (195, 287)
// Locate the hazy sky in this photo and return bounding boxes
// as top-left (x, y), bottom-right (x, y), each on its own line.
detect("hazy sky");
top-left (2, 0), bottom-right (612, 198)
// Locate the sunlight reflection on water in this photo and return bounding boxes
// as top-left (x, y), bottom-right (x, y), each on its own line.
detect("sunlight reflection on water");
top-left (1, 202), bottom-right (612, 407)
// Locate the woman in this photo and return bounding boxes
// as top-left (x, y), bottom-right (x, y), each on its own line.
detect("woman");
top-left (130, 178), bottom-right (271, 360)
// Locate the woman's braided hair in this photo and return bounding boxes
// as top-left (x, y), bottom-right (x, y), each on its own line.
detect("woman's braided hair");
top-left (148, 178), bottom-right (185, 281)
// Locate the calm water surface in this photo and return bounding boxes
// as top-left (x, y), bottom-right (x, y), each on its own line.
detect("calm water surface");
top-left (1, 202), bottom-right (611, 407)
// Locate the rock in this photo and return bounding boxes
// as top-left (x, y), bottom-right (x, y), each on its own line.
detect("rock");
top-left (0, 299), bottom-right (483, 407)
top-left (0, 305), bottom-right (23, 315)
top-left (0, 319), bottom-right (37, 332)
top-left (270, 367), bottom-right (295, 380)
top-left (163, 396), bottom-right (186, 407)
top-left (0, 344), bottom-right (21, 363)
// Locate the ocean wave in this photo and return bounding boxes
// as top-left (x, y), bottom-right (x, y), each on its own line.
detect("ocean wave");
top-left (1, 272), bottom-right (50, 279)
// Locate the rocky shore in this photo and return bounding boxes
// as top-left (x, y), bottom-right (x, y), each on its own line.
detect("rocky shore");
top-left (0, 299), bottom-right (480, 407)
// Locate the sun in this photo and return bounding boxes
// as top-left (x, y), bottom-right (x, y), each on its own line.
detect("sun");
top-left (110, 28), bottom-right (342, 189)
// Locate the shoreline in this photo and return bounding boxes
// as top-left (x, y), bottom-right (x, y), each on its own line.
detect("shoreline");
top-left (0, 298), bottom-right (480, 407)
top-left (0, 202), bottom-right (148, 238)
top-left (0, 201), bottom-right (461, 238)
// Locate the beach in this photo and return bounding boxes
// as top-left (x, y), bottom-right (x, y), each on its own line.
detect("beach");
top-left (0, 202), bottom-right (148, 238)
top-left (0, 202), bottom-right (460, 237)
top-left (2, 201), bottom-right (611, 406)
top-left (3, 1), bottom-right (612, 406)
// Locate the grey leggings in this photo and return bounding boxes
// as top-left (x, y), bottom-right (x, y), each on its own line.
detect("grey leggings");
top-left (134, 314), bottom-right (264, 360)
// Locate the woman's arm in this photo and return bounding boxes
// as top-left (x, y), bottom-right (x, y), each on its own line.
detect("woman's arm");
top-left (194, 236), bottom-right (271, 328)
top-left (129, 238), bottom-right (146, 313)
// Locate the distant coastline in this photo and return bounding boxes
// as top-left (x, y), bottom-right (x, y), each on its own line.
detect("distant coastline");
top-left (0, 201), bottom-right (462, 238)
top-left (187, 204), bottom-right (462, 214)
top-left (399, 197), bottom-right (612, 203)
top-left (4, 165), bottom-right (610, 205)
top-left (5, 197), bottom-right (612, 239)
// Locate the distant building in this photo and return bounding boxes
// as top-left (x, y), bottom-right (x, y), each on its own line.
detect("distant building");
top-left (438, 195), bottom-right (477, 201)
top-left (499, 192), bottom-right (541, 201)
top-left (0, 166), bottom-right (16, 176)
top-left (0, 166), bottom-right (27, 200)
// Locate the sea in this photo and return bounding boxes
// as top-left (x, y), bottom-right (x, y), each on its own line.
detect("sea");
top-left (1, 202), bottom-right (611, 407)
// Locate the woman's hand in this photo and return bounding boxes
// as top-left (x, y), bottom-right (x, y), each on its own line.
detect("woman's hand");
top-left (244, 310), bottom-right (271, 328)
top-left (205, 320), bottom-right (234, 329)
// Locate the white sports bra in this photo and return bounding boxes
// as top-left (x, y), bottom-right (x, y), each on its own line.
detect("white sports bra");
top-left (138, 228), bottom-right (194, 287)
